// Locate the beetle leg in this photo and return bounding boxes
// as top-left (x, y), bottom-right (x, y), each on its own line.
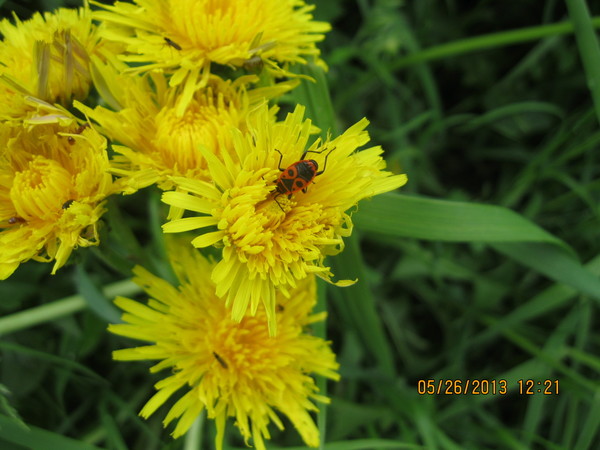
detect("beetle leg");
top-left (315, 146), bottom-right (335, 176)
top-left (301, 144), bottom-right (336, 164)
top-left (303, 145), bottom-right (335, 156)
top-left (273, 193), bottom-right (286, 212)
top-left (274, 148), bottom-right (285, 171)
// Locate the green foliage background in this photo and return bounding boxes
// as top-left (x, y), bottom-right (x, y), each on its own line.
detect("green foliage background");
top-left (1, 0), bottom-right (600, 449)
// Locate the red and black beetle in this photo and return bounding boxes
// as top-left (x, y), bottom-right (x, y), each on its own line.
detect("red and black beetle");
top-left (273, 146), bottom-right (335, 210)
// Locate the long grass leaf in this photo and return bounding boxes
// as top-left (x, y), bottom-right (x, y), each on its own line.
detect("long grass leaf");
top-left (565, 1), bottom-right (600, 126)
top-left (355, 193), bottom-right (568, 249)
top-left (75, 266), bottom-right (123, 323)
top-left (0, 415), bottom-right (101, 450)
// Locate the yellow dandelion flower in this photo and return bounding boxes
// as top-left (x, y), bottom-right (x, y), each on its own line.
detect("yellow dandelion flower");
top-left (0, 6), bottom-right (121, 120)
top-left (0, 117), bottom-right (120, 279)
top-left (109, 242), bottom-right (338, 450)
top-left (77, 65), bottom-right (295, 191)
top-left (161, 104), bottom-right (408, 334)
top-left (93, 0), bottom-right (330, 113)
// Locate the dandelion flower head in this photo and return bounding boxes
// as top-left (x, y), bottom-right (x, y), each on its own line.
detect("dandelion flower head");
top-left (0, 117), bottom-right (119, 279)
top-left (0, 7), bottom-right (120, 120)
top-left (162, 104), bottom-right (408, 334)
top-left (79, 69), bottom-right (295, 192)
top-left (93, 0), bottom-right (331, 112)
top-left (109, 242), bottom-right (339, 450)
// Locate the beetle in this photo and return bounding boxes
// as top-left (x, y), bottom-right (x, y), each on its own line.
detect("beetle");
top-left (273, 146), bottom-right (335, 210)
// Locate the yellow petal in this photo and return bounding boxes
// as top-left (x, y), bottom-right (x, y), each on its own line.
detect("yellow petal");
top-left (162, 216), bottom-right (219, 233)
top-left (191, 230), bottom-right (226, 248)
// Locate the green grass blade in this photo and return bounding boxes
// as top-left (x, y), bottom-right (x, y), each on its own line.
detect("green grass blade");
top-left (521, 307), bottom-right (580, 445)
top-left (473, 408), bottom-right (529, 450)
top-left (491, 243), bottom-right (600, 303)
top-left (99, 403), bottom-right (128, 450)
top-left (75, 266), bottom-right (123, 323)
top-left (0, 414), bottom-right (101, 450)
top-left (0, 295), bottom-right (85, 336)
top-left (0, 341), bottom-right (105, 382)
top-left (568, 347), bottom-right (600, 373)
top-left (565, 1), bottom-right (600, 126)
top-left (574, 391), bottom-right (600, 450)
top-left (354, 193), bottom-right (600, 301)
top-left (490, 327), bottom-right (596, 395)
top-left (329, 234), bottom-right (396, 378)
top-left (0, 279), bottom-right (139, 336)
top-left (391, 16), bottom-right (600, 70)
top-left (473, 254), bottom-right (600, 345)
top-left (290, 62), bottom-right (339, 137)
top-left (461, 101), bottom-right (565, 130)
top-left (0, 383), bottom-right (26, 429)
top-left (355, 193), bottom-right (568, 249)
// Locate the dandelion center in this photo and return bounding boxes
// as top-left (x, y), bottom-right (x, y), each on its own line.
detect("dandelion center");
top-left (171, 0), bottom-right (265, 53)
top-left (216, 166), bottom-right (342, 284)
top-left (10, 156), bottom-right (72, 222)
top-left (209, 311), bottom-right (278, 374)
top-left (153, 97), bottom-right (239, 176)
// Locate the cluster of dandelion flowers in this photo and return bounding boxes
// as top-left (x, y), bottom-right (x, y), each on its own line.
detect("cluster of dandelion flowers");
top-left (162, 104), bottom-right (408, 334)
top-left (93, 0), bottom-right (331, 113)
top-left (78, 70), bottom-right (295, 191)
top-left (109, 243), bottom-right (339, 450)
top-left (0, 6), bottom-right (121, 120)
top-left (0, 120), bottom-right (119, 279)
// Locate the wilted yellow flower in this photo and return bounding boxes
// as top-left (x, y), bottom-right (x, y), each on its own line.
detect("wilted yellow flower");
top-left (93, 0), bottom-right (331, 113)
top-left (109, 242), bottom-right (338, 450)
top-left (0, 6), bottom-right (121, 121)
top-left (162, 104), bottom-right (408, 334)
top-left (77, 66), bottom-right (295, 192)
top-left (0, 114), bottom-right (120, 279)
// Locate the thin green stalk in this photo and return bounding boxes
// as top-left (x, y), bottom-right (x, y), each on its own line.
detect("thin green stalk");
top-left (0, 296), bottom-right (85, 336)
top-left (0, 279), bottom-right (139, 336)
top-left (315, 280), bottom-right (328, 450)
top-left (392, 16), bottom-right (600, 70)
top-left (183, 414), bottom-right (204, 450)
top-left (565, 1), bottom-right (600, 126)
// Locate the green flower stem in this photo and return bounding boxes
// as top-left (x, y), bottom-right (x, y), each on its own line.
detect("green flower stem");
top-left (315, 280), bottom-right (328, 449)
top-left (392, 16), bottom-right (600, 70)
top-left (183, 413), bottom-right (204, 450)
top-left (565, 2), bottom-right (600, 126)
top-left (0, 279), bottom-right (139, 336)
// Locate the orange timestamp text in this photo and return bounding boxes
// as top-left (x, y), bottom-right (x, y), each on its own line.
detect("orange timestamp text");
top-left (417, 379), bottom-right (508, 395)
top-left (417, 379), bottom-right (560, 395)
